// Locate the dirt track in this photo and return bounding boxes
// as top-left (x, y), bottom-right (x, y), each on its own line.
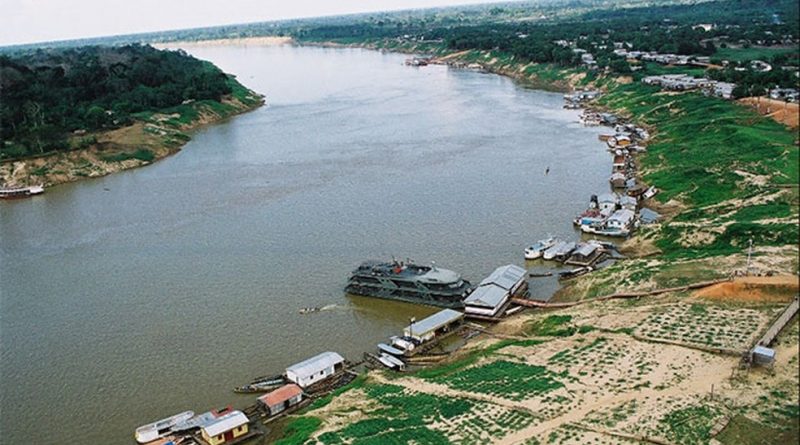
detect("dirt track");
top-left (693, 275), bottom-right (799, 303)
top-left (739, 97), bottom-right (799, 129)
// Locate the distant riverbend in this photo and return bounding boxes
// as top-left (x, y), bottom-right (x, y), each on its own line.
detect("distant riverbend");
top-left (0, 44), bottom-right (610, 444)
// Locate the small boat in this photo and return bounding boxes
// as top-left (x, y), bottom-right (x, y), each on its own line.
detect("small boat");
top-left (558, 267), bottom-right (593, 281)
top-left (543, 241), bottom-right (576, 261)
top-left (379, 353), bottom-right (406, 370)
top-left (233, 375), bottom-right (285, 393)
top-left (378, 343), bottom-right (405, 356)
top-left (0, 185), bottom-right (44, 199)
top-left (299, 307), bottom-right (320, 314)
top-left (135, 411), bottom-right (195, 444)
top-left (524, 237), bottom-right (557, 260)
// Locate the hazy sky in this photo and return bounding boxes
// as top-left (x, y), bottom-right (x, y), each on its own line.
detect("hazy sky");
top-left (0, 0), bottom-right (511, 46)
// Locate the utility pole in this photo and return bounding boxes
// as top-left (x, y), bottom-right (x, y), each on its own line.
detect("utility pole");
top-left (746, 238), bottom-right (754, 276)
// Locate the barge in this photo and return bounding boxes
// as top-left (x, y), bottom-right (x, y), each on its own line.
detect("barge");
top-left (0, 185), bottom-right (44, 199)
top-left (344, 260), bottom-right (472, 308)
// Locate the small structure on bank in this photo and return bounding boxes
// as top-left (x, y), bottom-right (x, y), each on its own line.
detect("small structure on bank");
top-left (199, 410), bottom-right (249, 445)
top-left (258, 384), bottom-right (304, 416)
top-left (463, 264), bottom-right (527, 318)
top-left (404, 309), bottom-right (464, 343)
top-left (285, 351), bottom-right (345, 388)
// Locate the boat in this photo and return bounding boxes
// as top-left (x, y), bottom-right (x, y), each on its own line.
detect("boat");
top-left (233, 375), bottom-right (285, 393)
top-left (135, 411), bottom-right (195, 444)
top-left (0, 185), bottom-right (44, 199)
top-left (524, 237), bottom-right (557, 260)
top-left (344, 260), bottom-right (472, 308)
top-left (542, 241), bottom-right (576, 261)
top-left (558, 267), bottom-right (593, 281)
top-left (377, 343), bottom-right (405, 356)
top-left (299, 307), bottom-right (320, 314)
top-left (379, 353), bottom-right (406, 370)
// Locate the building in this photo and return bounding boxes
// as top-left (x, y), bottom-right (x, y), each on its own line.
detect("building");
top-left (258, 384), bottom-right (303, 416)
top-left (463, 264), bottom-right (527, 318)
top-left (403, 309), bottom-right (464, 342)
top-left (619, 195), bottom-right (638, 211)
top-left (285, 351), bottom-right (345, 388)
top-left (596, 193), bottom-right (619, 212)
top-left (566, 243), bottom-right (602, 266)
top-left (200, 411), bottom-right (249, 445)
top-left (639, 208), bottom-right (661, 224)
top-left (606, 209), bottom-right (636, 230)
top-left (751, 346), bottom-right (776, 367)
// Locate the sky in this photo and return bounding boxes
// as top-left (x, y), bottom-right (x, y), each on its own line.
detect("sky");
top-left (0, 0), bottom-right (512, 46)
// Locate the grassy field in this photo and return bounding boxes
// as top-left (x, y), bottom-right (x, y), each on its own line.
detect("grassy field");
top-left (714, 46), bottom-right (799, 62)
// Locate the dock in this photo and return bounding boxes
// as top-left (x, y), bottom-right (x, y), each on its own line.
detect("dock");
top-left (756, 297), bottom-right (799, 347)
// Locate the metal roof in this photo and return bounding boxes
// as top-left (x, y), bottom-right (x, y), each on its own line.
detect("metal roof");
top-left (753, 346), bottom-right (775, 358)
top-left (608, 209), bottom-right (635, 223)
top-left (639, 208), bottom-right (661, 223)
top-left (464, 284), bottom-right (508, 308)
top-left (478, 264), bottom-right (526, 290)
top-left (572, 243), bottom-right (599, 257)
top-left (201, 411), bottom-right (248, 437)
top-left (286, 351), bottom-right (344, 379)
top-left (406, 309), bottom-right (464, 337)
top-left (258, 384), bottom-right (303, 407)
top-left (598, 193), bottom-right (618, 203)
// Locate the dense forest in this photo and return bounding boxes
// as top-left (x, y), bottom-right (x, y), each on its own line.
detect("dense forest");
top-left (0, 45), bottom-right (233, 158)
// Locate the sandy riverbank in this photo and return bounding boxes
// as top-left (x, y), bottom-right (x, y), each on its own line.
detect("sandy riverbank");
top-left (153, 36), bottom-right (293, 49)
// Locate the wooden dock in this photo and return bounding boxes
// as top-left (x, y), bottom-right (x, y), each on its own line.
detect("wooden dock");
top-left (756, 297), bottom-right (799, 347)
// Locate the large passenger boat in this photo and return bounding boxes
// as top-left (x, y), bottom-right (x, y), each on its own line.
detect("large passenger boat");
top-left (0, 185), bottom-right (44, 199)
top-left (344, 260), bottom-right (472, 308)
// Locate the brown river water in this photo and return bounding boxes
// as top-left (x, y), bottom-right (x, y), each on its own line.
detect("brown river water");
top-left (0, 44), bottom-right (610, 444)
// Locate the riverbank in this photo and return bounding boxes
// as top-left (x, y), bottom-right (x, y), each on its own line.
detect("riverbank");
top-left (153, 36), bottom-right (293, 49)
top-left (253, 38), bottom-right (800, 444)
top-left (0, 77), bottom-right (263, 190)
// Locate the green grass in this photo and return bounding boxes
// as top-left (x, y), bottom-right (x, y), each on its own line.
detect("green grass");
top-left (274, 416), bottom-right (323, 445)
top-left (414, 338), bottom-right (541, 379)
top-left (101, 148), bottom-right (155, 163)
top-left (714, 46), bottom-right (799, 63)
top-left (526, 315), bottom-right (576, 337)
top-left (432, 360), bottom-right (565, 401)
top-left (717, 414), bottom-right (799, 445)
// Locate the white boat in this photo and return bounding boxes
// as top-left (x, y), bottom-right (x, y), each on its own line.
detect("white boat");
top-left (379, 353), bottom-right (406, 370)
top-left (543, 241), bottom-right (576, 261)
top-left (524, 237), bottom-right (557, 260)
top-left (135, 411), bottom-right (195, 444)
top-left (0, 185), bottom-right (44, 199)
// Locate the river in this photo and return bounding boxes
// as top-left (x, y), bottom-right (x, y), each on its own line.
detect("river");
top-left (0, 44), bottom-right (609, 444)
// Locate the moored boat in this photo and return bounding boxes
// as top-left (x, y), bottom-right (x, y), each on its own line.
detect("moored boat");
top-left (344, 259), bottom-right (472, 308)
top-left (135, 411), bottom-right (195, 444)
top-left (0, 185), bottom-right (44, 199)
top-left (543, 241), bottom-right (576, 261)
top-left (524, 237), bottom-right (557, 260)
top-left (233, 375), bottom-right (285, 393)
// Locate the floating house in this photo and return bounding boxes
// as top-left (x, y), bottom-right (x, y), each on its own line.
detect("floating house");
top-left (403, 309), bottom-right (464, 343)
top-left (612, 155), bottom-right (627, 171)
top-left (464, 264), bottom-right (527, 318)
top-left (597, 193), bottom-right (619, 212)
top-left (258, 384), bottom-right (303, 416)
top-left (566, 243), bottom-right (603, 267)
top-left (199, 411), bottom-right (249, 445)
top-left (639, 208), bottom-right (661, 224)
top-left (606, 209), bottom-right (636, 231)
top-left (285, 351), bottom-right (345, 388)
top-left (619, 195), bottom-right (638, 211)
top-left (609, 172), bottom-right (626, 188)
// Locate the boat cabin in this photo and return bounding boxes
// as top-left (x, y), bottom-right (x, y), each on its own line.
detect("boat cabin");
top-left (258, 384), bottom-right (303, 416)
top-left (200, 411), bottom-right (249, 445)
top-left (566, 243), bottom-right (603, 267)
top-left (285, 351), bottom-right (345, 388)
top-left (619, 195), bottom-right (637, 211)
top-left (597, 193), bottom-right (619, 212)
top-left (403, 309), bottom-right (464, 343)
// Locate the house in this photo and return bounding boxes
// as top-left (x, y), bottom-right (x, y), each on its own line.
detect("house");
top-left (612, 155), bottom-right (627, 172)
top-left (751, 346), bottom-right (775, 367)
top-left (285, 351), bottom-right (345, 388)
top-left (769, 88), bottom-right (799, 102)
top-left (609, 172), bottom-right (626, 188)
top-left (619, 195), bottom-right (638, 211)
top-left (404, 309), bottom-right (464, 342)
top-left (639, 208), bottom-right (661, 224)
top-left (710, 82), bottom-right (736, 99)
top-left (597, 193), bottom-right (619, 212)
top-left (258, 384), bottom-right (303, 416)
top-left (464, 265), bottom-right (526, 318)
top-left (566, 243), bottom-right (602, 266)
top-left (200, 411), bottom-right (249, 445)
top-left (606, 209), bottom-right (636, 231)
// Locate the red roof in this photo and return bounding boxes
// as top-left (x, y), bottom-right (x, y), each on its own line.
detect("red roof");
top-left (258, 384), bottom-right (303, 407)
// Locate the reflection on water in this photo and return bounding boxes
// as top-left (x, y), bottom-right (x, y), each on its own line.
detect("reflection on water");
top-left (0, 44), bottom-right (609, 444)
